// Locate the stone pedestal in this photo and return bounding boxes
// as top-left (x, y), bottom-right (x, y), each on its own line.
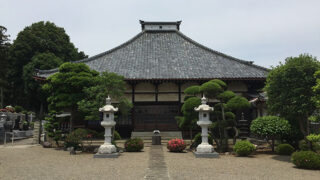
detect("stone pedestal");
top-left (94, 97), bottom-right (119, 158)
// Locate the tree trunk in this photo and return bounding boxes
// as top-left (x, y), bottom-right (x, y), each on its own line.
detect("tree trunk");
top-left (298, 118), bottom-right (307, 137)
top-left (70, 109), bottom-right (75, 132)
top-left (272, 138), bottom-right (275, 152)
top-left (305, 113), bottom-right (312, 150)
top-left (221, 103), bottom-right (228, 152)
top-left (189, 127), bottom-right (193, 143)
top-left (299, 115), bottom-right (312, 150)
top-left (233, 127), bottom-right (238, 145)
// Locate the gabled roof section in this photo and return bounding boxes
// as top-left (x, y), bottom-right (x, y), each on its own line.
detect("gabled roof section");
top-left (37, 21), bottom-right (269, 80)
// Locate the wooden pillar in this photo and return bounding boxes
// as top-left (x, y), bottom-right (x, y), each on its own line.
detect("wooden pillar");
top-left (177, 82), bottom-right (182, 115)
top-left (131, 83), bottom-right (136, 131)
top-left (155, 83), bottom-right (159, 102)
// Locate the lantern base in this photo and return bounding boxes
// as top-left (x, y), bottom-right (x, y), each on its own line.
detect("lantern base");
top-left (193, 151), bottom-right (219, 158)
top-left (94, 153), bottom-right (119, 158)
top-left (97, 144), bottom-right (117, 154)
top-left (196, 143), bottom-right (214, 153)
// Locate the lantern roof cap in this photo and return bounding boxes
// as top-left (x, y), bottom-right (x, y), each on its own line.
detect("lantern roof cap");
top-left (194, 96), bottom-right (214, 112)
top-left (99, 96), bottom-right (118, 112)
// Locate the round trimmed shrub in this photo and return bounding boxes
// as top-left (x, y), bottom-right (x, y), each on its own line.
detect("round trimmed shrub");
top-left (125, 138), bottom-right (144, 152)
top-left (299, 140), bottom-right (320, 151)
top-left (191, 132), bottom-right (213, 149)
top-left (64, 132), bottom-right (81, 150)
top-left (276, 144), bottom-right (295, 155)
top-left (167, 138), bottom-right (186, 152)
top-left (114, 131), bottom-right (121, 140)
top-left (291, 151), bottom-right (320, 169)
top-left (233, 140), bottom-right (256, 156)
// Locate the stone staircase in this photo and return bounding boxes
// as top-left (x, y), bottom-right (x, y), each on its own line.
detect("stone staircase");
top-left (131, 131), bottom-right (182, 140)
top-left (32, 121), bottom-right (40, 144)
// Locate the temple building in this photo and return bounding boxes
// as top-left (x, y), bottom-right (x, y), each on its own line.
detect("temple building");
top-left (36, 21), bottom-right (268, 136)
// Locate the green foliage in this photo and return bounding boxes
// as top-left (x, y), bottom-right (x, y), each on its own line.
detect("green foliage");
top-left (43, 63), bottom-right (98, 126)
top-left (8, 21), bottom-right (87, 109)
top-left (182, 97), bottom-right (201, 114)
top-left (191, 132), bottom-right (213, 149)
top-left (77, 71), bottom-right (131, 121)
top-left (250, 116), bottom-right (291, 139)
top-left (225, 112), bottom-right (236, 120)
top-left (200, 81), bottom-right (222, 98)
top-left (64, 131), bottom-right (82, 150)
top-left (251, 116), bottom-right (291, 151)
top-left (23, 53), bottom-right (63, 109)
top-left (308, 115), bottom-right (320, 122)
top-left (226, 96), bottom-right (251, 110)
top-left (307, 134), bottom-right (320, 143)
top-left (14, 105), bottom-right (24, 113)
top-left (233, 140), bottom-right (256, 156)
top-left (72, 128), bottom-right (88, 139)
top-left (0, 26), bottom-right (11, 108)
top-left (265, 54), bottom-right (320, 137)
top-left (178, 97), bottom-right (201, 135)
top-left (275, 144), bottom-right (295, 155)
top-left (44, 112), bottom-right (62, 146)
top-left (217, 91), bottom-right (236, 102)
top-left (209, 79), bottom-right (227, 89)
top-left (125, 138), bottom-right (144, 152)
top-left (183, 95), bottom-right (194, 101)
top-left (291, 151), bottom-right (320, 170)
top-left (184, 85), bottom-right (200, 96)
top-left (299, 140), bottom-right (320, 151)
top-left (181, 79), bottom-right (250, 152)
top-left (114, 130), bottom-right (121, 141)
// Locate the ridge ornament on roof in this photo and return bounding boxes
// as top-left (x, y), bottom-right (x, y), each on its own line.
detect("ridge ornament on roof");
top-left (140, 20), bottom-right (182, 31)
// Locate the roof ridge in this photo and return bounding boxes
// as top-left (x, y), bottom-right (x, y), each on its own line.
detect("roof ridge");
top-left (175, 31), bottom-right (270, 72)
top-left (38, 31), bottom-right (146, 75)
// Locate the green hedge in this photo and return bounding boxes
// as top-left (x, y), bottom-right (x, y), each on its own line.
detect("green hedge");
top-left (276, 144), bottom-right (295, 155)
top-left (125, 138), bottom-right (144, 152)
top-left (291, 151), bottom-right (320, 169)
top-left (233, 140), bottom-right (256, 156)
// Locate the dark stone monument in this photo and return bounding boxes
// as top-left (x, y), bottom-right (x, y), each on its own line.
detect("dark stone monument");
top-left (152, 130), bottom-right (161, 145)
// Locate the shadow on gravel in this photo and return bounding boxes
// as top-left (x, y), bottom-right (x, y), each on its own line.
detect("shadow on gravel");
top-left (272, 155), bottom-right (291, 163)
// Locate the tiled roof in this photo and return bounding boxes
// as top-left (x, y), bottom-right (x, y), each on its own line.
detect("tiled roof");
top-left (37, 25), bottom-right (268, 80)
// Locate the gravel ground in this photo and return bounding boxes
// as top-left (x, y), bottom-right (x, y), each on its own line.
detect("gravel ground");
top-left (0, 145), bottom-right (149, 180)
top-left (164, 150), bottom-right (320, 180)
top-left (1, 142), bottom-right (320, 180)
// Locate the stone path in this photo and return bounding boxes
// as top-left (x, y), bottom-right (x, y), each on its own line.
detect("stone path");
top-left (144, 145), bottom-right (170, 180)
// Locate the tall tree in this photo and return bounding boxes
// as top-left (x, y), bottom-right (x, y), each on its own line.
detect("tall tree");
top-left (177, 96), bottom-right (201, 141)
top-left (0, 26), bottom-right (11, 108)
top-left (179, 79), bottom-right (250, 152)
top-left (8, 21), bottom-right (87, 109)
top-left (42, 62), bottom-right (98, 130)
top-left (265, 54), bottom-right (320, 139)
top-left (23, 52), bottom-right (63, 113)
top-left (78, 71), bottom-right (132, 121)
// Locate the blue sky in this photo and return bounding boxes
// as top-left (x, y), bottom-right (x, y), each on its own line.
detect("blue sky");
top-left (1, 0), bottom-right (319, 68)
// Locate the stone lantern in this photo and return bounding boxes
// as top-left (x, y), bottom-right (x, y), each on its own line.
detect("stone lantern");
top-left (94, 96), bottom-right (119, 158)
top-left (0, 113), bottom-right (6, 129)
top-left (194, 96), bottom-right (219, 158)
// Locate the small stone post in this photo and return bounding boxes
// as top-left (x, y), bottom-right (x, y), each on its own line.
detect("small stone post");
top-left (94, 96), bottom-right (119, 158)
top-left (194, 96), bottom-right (219, 158)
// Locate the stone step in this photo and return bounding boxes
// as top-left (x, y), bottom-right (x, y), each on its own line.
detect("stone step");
top-left (131, 131), bottom-right (182, 140)
top-left (82, 139), bottom-right (192, 146)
